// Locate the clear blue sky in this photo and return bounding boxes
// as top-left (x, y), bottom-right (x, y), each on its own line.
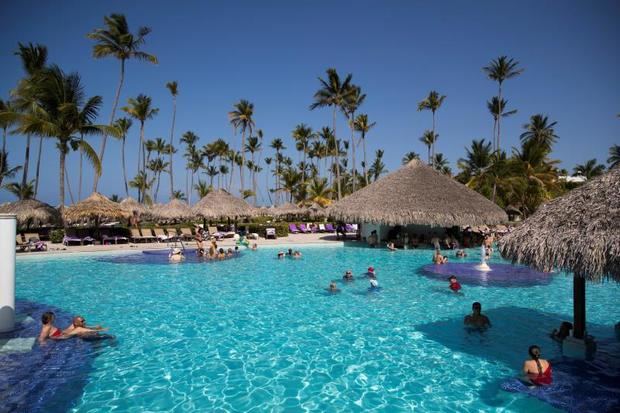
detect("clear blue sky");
top-left (1, 0), bottom-right (618, 205)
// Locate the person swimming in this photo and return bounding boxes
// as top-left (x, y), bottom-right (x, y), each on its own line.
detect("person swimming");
top-left (38, 311), bottom-right (66, 343)
top-left (169, 247), bottom-right (185, 262)
top-left (343, 270), bottom-right (354, 281)
top-left (551, 321), bottom-right (573, 342)
top-left (455, 249), bottom-right (467, 258)
top-left (433, 249), bottom-right (448, 264)
top-left (367, 266), bottom-right (376, 278)
top-left (449, 275), bottom-right (462, 292)
top-left (327, 282), bottom-right (341, 293)
top-left (387, 242), bottom-right (397, 251)
top-left (292, 250), bottom-right (302, 258)
top-left (277, 251), bottom-right (285, 259)
top-left (464, 302), bottom-right (491, 328)
top-left (251, 243), bottom-right (258, 251)
top-left (63, 315), bottom-right (108, 337)
top-left (523, 345), bottom-right (552, 386)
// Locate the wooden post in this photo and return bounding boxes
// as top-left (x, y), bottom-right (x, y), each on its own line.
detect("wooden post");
top-left (573, 275), bottom-right (586, 339)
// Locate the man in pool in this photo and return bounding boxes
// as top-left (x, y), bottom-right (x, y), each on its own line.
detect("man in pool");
top-left (63, 316), bottom-right (107, 337)
top-left (367, 266), bottom-right (376, 278)
top-left (343, 270), bottom-right (354, 281)
top-left (448, 275), bottom-right (462, 292)
top-left (464, 302), bottom-right (491, 328)
top-left (169, 247), bottom-right (185, 262)
top-left (327, 282), bottom-right (341, 293)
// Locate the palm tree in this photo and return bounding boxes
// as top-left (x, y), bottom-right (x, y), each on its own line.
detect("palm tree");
top-left (270, 138), bottom-right (285, 205)
top-left (180, 131), bottom-right (199, 195)
top-left (165, 81), bottom-right (178, 197)
top-left (402, 151), bottom-right (420, 165)
top-left (76, 95), bottom-right (104, 200)
top-left (310, 68), bottom-right (355, 200)
top-left (0, 99), bottom-right (17, 163)
top-left (147, 157), bottom-right (169, 202)
top-left (487, 97), bottom-right (517, 153)
top-left (291, 123), bottom-right (313, 185)
top-left (4, 180), bottom-right (34, 200)
top-left (432, 153), bottom-right (452, 175)
top-left (129, 171), bottom-right (153, 204)
top-left (418, 130), bottom-right (437, 164)
top-left (16, 66), bottom-right (106, 208)
top-left (171, 190), bottom-right (186, 201)
top-left (187, 147), bottom-right (204, 205)
top-left (306, 177), bottom-right (332, 206)
top-left (607, 144), bottom-right (620, 169)
top-left (88, 13), bottom-right (157, 191)
top-left (0, 151), bottom-right (21, 188)
top-left (456, 139), bottom-right (492, 181)
top-left (228, 100), bottom-right (255, 193)
top-left (245, 134), bottom-right (262, 205)
top-left (194, 179), bottom-right (210, 199)
top-left (352, 114), bottom-right (376, 186)
top-left (114, 118), bottom-right (132, 196)
top-left (13, 42), bottom-right (48, 192)
top-left (368, 149), bottom-right (386, 181)
top-left (121, 94), bottom-right (159, 175)
top-left (417, 91), bottom-right (446, 166)
top-left (342, 85), bottom-right (366, 191)
top-left (573, 159), bottom-right (606, 179)
top-left (520, 114), bottom-right (558, 152)
top-left (205, 165), bottom-right (219, 187)
top-left (483, 56), bottom-right (523, 154)
top-left (279, 167), bottom-right (302, 203)
top-left (264, 157), bottom-right (273, 204)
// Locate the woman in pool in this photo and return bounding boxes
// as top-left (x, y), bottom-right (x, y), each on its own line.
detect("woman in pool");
top-left (342, 270), bottom-right (354, 281)
top-left (523, 345), bottom-right (552, 386)
top-left (38, 311), bottom-right (67, 343)
top-left (251, 243), bottom-right (258, 251)
top-left (367, 266), bottom-right (376, 278)
top-left (448, 275), bottom-right (461, 292)
top-left (327, 282), bottom-right (341, 293)
top-left (433, 249), bottom-right (448, 264)
top-left (551, 321), bottom-right (573, 342)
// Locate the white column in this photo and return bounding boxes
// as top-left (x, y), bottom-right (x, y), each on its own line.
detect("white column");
top-left (0, 214), bottom-right (16, 332)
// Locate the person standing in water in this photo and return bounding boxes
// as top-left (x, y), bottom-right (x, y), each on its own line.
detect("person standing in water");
top-left (464, 302), bottom-right (491, 328)
top-left (522, 345), bottom-right (552, 386)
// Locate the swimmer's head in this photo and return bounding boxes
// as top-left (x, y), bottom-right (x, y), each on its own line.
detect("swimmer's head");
top-left (528, 345), bottom-right (541, 359)
top-left (449, 276), bottom-right (457, 282)
top-left (345, 270), bottom-right (352, 275)
top-left (472, 302), bottom-right (482, 313)
top-left (41, 311), bottom-right (55, 325)
top-left (172, 248), bottom-right (182, 255)
top-left (73, 316), bottom-right (85, 326)
top-left (368, 266), bottom-right (375, 273)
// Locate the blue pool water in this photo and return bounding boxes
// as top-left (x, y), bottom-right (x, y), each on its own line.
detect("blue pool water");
top-left (8, 246), bottom-right (620, 412)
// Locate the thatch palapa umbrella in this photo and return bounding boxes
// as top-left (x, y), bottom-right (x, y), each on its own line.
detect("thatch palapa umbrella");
top-left (499, 167), bottom-right (620, 339)
top-left (150, 199), bottom-right (192, 222)
top-left (191, 189), bottom-right (256, 220)
top-left (120, 197), bottom-right (148, 216)
top-left (271, 202), bottom-right (303, 218)
top-left (327, 159), bottom-right (507, 227)
top-left (63, 192), bottom-right (129, 223)
top-left (0, 199), bottom-right (62, 228)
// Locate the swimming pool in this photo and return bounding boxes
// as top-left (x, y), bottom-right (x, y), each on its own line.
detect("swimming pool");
top-left (8, 246), bottom-right (620, 412)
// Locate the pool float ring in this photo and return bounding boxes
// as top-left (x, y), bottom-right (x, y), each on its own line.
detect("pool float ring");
top-left (236, 238), bottom-right (250, 247)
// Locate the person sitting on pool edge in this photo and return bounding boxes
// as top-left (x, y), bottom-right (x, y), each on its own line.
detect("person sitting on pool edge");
top-left (550, 321), bottom-right (573, 342)
top-left (522, 345), bottom-right (552, 386)
top-left (327, 282), bottom-right (341, 293)
top-left (63, 315), bottom-right (107, 337)
top-left (433, 249), bottom-right (448, 264)
top-left (464, 302), bottom-right (491, 328)
top-left (343, 270), bottom-right (354, 281)
top-left (448, 275), bottom-right (461, 292)
top-left (38, 311), bottom-right (68, 343)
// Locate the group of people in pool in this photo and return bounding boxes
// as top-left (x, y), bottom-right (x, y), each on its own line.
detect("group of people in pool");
top-left (38, 311), bottom-right (110, 343)
top-left (327, 266), bottom-right (379, 293)
top-left (277, 249), bottom-right (302, 259)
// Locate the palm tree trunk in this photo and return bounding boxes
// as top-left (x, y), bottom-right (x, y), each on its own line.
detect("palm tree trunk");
top-left (22, 134), bottom-right (31, 188)
top-left (138, 122), bottom-right (144, 176)
top-left (2, 127), bottom-right (6, 153)
top-left (94, 59), bottom-right (125, 192)
top-left (332, 106), bottom-right (342, 200)
top-left (427, 145), bottom-right (431, 164)
top-left (252, 152), bottom-right (257, 206)
top-left (431, 111), bottom-right (436, 167)
top-left (229, 160), bottom-right (234, 191)
top-left (59, 149), bottom-right (66, 209)
top-left (240, 129), bottom-right (245, 192)
top-left (122, 137), bottom-right (129, 197)
top-left (362, 132), bottom-right (368, 186)
top-left (265, 165), bottom-right (271, 205)
top-left (155, 171), bottom-right (161, 203)
top-left (190, 171), bottom-right (195, 205)
top-left (349, 112), bottom-right (357, 192)
top-left (492, 118), bottom-right (497, 154)
top-left (78, 134), bottom-right (83, 199)
top-left (169, 95), bottom-right (176, 197)
top-left (65, 164), bottom-right (75, 205)
top-left (34, 136), bottom-right (43, 198)
top-left (497, 83), bottom-right (503, 155)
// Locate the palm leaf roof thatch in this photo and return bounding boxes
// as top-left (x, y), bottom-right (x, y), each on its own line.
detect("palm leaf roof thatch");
top-left (119, 197), bottom-right (148, 215)
top-left (191, 189), bottom-right (256, 219)
top-left (499, 166), bottom-right (620, 283)
top-left (0, 199), bottom-right (62, 226)
top-left (63, 192), bottom-right (129, 222)
top-left (150, 199), bottom-right (192, 221)
top-left (271, 202), bottom-right (303, 217)
top-left (326, 159), bottom-right (507, 227)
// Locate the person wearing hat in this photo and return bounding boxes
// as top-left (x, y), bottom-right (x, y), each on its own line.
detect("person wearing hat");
top-left (169, 247), bottom-right (185, 263)
top-left (367, 266), bottom-right (376, 278)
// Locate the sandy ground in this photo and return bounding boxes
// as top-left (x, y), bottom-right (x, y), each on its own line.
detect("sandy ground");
top-left (16, 233), bottom-right (349, 257)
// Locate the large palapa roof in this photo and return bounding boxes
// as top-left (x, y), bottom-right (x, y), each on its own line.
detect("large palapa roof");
top-left (150, 198), bottom-right (192, 221)
top-left (500, 167), bottom-right (620, 282)
top-left (63, 192), bottom-right (129, 222)
top-left (0, 199), bottom-right (61, 226)
top-left (326, 159), bottom-right (507, 227)
top-left (191, 189), bottom-right (256, 219)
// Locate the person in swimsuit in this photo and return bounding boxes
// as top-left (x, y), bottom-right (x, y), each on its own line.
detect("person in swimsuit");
top-left (194, 227), bottom-right (205, 255)
top-left (387, 242), bottom-right (397, 251)
top-left (169, 247), bottom-right (185, 262)
top-left (433, 249), bottom-right (448, 264)
top-left (38, 311), bottom-right (67, 343)
top-left (551, 321), bottom-right (573, 342)
top-left (367, 266), bottom-right (376, 278)
top-left (464, 302), bottom-right (491, 328)
top-left (327, 282), bottom-right (341, 293)
top-left (369, 278), bottom-right (380, 289)
top-left (449, 275), bottom-right (462, 292)
top-left (523, 345), bottom-right (552, 386)
top-left (342, 270), bottom-right (354, 281)
top-left (63, 316), bottom-right (108, 337)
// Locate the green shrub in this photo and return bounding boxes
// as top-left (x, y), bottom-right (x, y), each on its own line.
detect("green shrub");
top-left (49, 229), bottom-right (65, 243)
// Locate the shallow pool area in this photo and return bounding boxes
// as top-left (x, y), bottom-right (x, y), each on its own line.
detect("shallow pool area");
top-left (6, 246), bottom-right (620, 412)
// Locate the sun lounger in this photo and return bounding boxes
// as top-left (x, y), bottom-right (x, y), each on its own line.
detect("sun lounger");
top-left (153, 228), bottom-right (175, 242)
top-left (166, 228), bottom-right (181, 241)
top-left (130, 228), bottom-right (146, 243)
top-left (298, 223), bottom-right (311, 233)
top-left (325, 223), bottom-right (335, 233)
top-left (23, 233), bottom-right (47, 250)
top-left (289, 223), bottom-right (300, 234)
top-left (63, 235), bottom-right (82, 246)
top-left (344, 224), bottom-right (354, 233)
top-left (179, 227), bottom-right (194, 241)
top-left (102, 234), bottom-right (129, 245)
top-left (318, 223), bottom-right (326, 232)
top-left (265, 227), bottom-right (276, 239)
top-left (207, 226), bottom-right (224, 240)
top-left (16, 234), bottom-right (30, 252)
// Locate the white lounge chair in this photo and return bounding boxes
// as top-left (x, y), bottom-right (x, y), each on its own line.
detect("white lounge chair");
top-left (318, 223), bottom-right (326, 232)
top-left (265, 228), bottom-right (276, 239)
